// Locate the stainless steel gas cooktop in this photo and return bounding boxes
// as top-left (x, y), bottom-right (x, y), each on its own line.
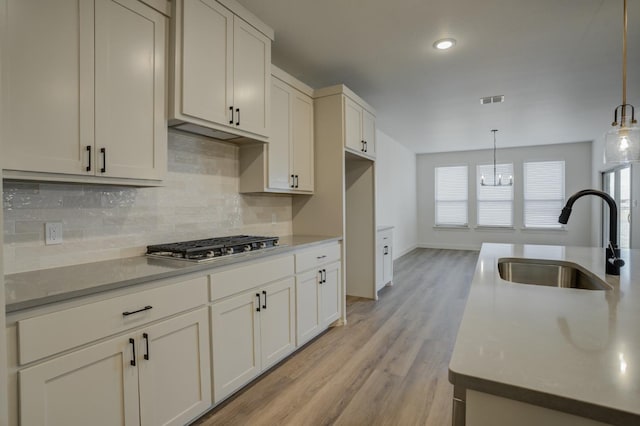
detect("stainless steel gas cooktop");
top-left (146, 235), bottom-right (280, 262)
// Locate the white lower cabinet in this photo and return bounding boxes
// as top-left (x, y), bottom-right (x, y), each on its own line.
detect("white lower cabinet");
top-left (295, 243), bottom-right (342, 347)
top-left (20, 331), bottom-right (140, 426)
top-left (320, 261), bottom-right (342, 326)
top-left (20, 308), bottom-right (211, 426)
top-left (296, 260), bottom-right (341, 347)
top-left (376, 227), bottom-right (394, 292)
top-left (211, 276), bottom-right (295, 403)
top-left (295, 270), bottom-right (322, 345)
top-left (211, 289), bottom-right (261, 401)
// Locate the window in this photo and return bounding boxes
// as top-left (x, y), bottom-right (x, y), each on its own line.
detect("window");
top-left (435, 166), bottom-right (468, 226)
top-left (477, 163), bottom-right (514, 227)
top-left (523, 161), bottom-right (565, 228)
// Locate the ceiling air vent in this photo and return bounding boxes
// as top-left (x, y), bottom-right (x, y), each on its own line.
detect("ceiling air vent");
top-left (480, 95), bottom-right (505, 105)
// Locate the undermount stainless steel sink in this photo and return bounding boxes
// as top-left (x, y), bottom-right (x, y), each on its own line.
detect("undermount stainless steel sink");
top-left (497, 258), bottom-right (612, 290)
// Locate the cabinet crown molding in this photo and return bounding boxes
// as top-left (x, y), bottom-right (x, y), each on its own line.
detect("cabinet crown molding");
top-left (313, 84), bottom-right (376, 115)
top-left (271, 65), bottom-right (314, 97)
top-left (217, 0), bottom-right (274, 40)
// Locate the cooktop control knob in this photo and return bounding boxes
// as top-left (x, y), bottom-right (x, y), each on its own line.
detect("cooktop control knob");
top-left (226, 247), bottom-right (234, 255)
top-left (244, 245), bottom-right (252, 252)
top-left (205, 251), bottom-right (215, 258)
top-left (259, 242), bottom-right (267, 249)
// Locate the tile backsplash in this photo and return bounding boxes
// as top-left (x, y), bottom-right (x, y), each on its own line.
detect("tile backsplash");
top-left (3, 130), bottom-right (292, 274)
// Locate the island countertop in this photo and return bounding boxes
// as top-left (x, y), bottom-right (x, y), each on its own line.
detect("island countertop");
top-left (4, 235), bottom-right (341, 313)
top-left (449, 243), bottom-right (640, 424)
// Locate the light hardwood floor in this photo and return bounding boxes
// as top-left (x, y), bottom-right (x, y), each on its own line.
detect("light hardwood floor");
top-left (194, 248), bottom-right (479, 426)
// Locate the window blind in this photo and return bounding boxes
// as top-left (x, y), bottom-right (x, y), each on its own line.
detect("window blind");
top-left (435, 166), bottom-right (468, 226)
top-left (477, 163), bottom-right (514, 227)
top-left (523, 161), bottom-right (565, 228)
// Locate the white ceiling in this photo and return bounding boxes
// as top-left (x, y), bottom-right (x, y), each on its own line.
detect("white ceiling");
top-left (237, 0), bottom-right (640, 154)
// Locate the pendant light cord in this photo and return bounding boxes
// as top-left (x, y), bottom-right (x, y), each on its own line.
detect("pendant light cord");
top-left (492, 129), bottom-right (498, 183)
top-left (622, 0), bottom-right (628, 121)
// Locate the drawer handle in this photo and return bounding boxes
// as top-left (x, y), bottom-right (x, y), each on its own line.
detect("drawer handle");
top-left (122, 305), bottom-right (153, 316)
top-left (256, 293), bottom-right (261, 312)
top-left (316, 255), bottom-right (327, 260)
top-left (229, 106), bottom-right (234, 124)
top-left (129, 338), bottom-right (136, 366)
top-left (143, 333), bottom-right (150, 360)
top-left (236, 108), bottom-right (240, 126)
top-left (262, 290), bottom-right (267, 309)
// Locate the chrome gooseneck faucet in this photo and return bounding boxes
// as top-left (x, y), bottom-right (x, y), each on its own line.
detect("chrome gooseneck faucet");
top-left (558, 189), bottom-right (625, 275)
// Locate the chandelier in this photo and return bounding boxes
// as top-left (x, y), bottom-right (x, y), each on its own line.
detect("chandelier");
top-left (481, 129), bottom-right (513, 187)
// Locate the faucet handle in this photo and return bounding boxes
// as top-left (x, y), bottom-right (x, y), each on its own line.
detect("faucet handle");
top-left (607, 242), bottom-right (626, 267)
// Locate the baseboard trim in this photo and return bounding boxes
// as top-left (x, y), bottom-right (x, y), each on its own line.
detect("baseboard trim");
top-left (393, 244), bottom-right (418, 260)
top-left (417, 242), bottom-right (481, 251)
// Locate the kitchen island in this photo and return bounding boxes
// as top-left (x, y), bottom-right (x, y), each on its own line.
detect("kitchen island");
top-left (449, 243), bottom-right (640, 425)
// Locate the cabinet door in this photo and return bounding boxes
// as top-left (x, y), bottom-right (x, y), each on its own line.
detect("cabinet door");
top-left (362, 108), bottom-right (376, 158)
top-left (376, 240), bottom-right (384, 291)
top-left (19, 333), bottom-right (139, 426)
top-left (94, 0), bottom-right (167, 180)
top-left (268, 78), bottom-right (293, 190)
top-left (321, 261), bottom-right (342, 327)
top-left (292, 91), bottom-right (314, 191)
top-left (344, 96), bottom-right (363, 152)
top-left (383, 243), bottom-right (393, 286)
top-left (260, 278), bottom-right (296, 369)
top-left (211, 291), bottom-right (261, 402)
top-left (2, 0), bottom-right (94, 175)
top-left (296, 270), bottom-right (322, 346)
top-left (138, 308), bottom-right (211, 426)
top-left (181, 0), bottom-right (233, 126)
top-left (233, 16), bottom-right (271, 137)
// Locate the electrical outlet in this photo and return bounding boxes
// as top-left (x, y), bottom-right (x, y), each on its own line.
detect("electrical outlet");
top-left (45, 222), bottom-right (63, 245)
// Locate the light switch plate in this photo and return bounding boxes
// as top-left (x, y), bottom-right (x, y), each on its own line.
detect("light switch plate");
top-left (45, 222), bottom-right (63, 245)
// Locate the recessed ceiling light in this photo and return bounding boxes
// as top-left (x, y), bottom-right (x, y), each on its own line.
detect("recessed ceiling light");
top-left (433, 38), bottom-right (456, 50)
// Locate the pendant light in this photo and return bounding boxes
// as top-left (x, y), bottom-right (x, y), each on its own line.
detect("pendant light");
top-left (604, 0), bottom-right (640, 163)
top-left (481, 129), bottom-right (513, 187)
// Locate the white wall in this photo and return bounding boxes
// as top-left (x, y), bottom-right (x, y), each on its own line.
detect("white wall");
top-left (417, 141), bottom-right (593, 250)
top-left (375, 130), bottom-right (418, 258)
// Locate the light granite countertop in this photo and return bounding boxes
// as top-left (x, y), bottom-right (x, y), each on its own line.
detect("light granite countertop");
top-left (449, 243), bottom-right (640, 425)
top-left (5, 235), bottom-right (341, 313)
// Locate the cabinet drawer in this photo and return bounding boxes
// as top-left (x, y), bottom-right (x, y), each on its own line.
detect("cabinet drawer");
top-left (210, 255), bottom-right (294, 301)
top-left (378, 229), bottom-right (392, 244)
top-left (295, 243), bottom-right (341, 273)
top-left (17, 276), bottom-right (208, 365)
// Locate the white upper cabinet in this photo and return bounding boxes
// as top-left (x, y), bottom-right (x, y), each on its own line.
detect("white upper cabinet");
top-left (291, 89), bottom-right (314, 191)
top-left (1, 0), bottom-right (168, 183)
top-left (362, 108), bottom-right (376, 158)
top-left (171, 0), bottom-right (273, 141)
top-left (95, 0), bottom-right (167, 181)
top-left (180, 0), bottom-right (233, 127)
top-left (344, 95), bottom-right (376, 159)
top-left (315, 85), bottom-right (376, 160)
top-left (239, 66), bottom-right (314, 194)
